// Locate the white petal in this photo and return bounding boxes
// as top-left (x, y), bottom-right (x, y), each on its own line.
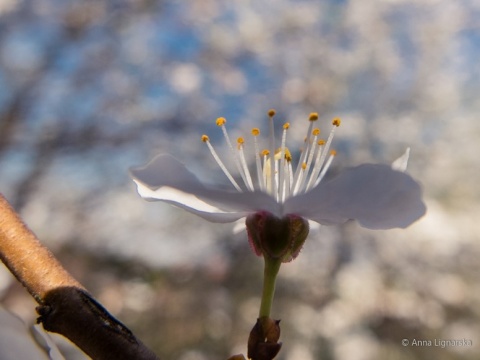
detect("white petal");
top-left (130, 154), bottom-right (280, 222)
top-left (285, 164), bottom-right (426, 229)
top-left (391, 148), bottom-right (410, 172)
top-left (133, 180), bottom-right (247, 223)
top-left (130, 154), bottom-right (204, 191)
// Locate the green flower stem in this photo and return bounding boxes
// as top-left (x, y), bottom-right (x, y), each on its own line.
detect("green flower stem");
top-left (259, 257), bottom-right (282, 318)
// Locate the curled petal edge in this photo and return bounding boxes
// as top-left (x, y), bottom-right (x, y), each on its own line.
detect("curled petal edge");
top-left (133, 180), bottom-right (248, 223)
top-left (130, 154), bottom-right (280, 218)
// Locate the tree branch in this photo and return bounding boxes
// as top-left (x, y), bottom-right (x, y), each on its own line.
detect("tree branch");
top-left (0, 193), bottom-right (160, 359)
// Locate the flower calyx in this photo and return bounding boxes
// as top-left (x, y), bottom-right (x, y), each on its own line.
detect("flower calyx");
top-left (246, 211), bottom-right (309, 263)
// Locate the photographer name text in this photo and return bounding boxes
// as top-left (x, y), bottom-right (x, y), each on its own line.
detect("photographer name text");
top-left (402, 338), bottom-right (473, 348)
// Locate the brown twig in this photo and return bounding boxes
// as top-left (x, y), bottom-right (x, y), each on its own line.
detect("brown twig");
top-left (0, 193), bottom-right (160, 359)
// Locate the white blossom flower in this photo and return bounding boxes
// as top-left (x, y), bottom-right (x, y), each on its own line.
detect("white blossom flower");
top-left (130, 110), bottom-right (426, 230)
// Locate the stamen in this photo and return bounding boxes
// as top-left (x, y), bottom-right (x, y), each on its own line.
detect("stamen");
top-left (268, 110), bottom-right (277, 199)
top-left (278, 122), bottom-right (290, 202)
top-left (293, 126), bottom-right (322, 194)
top-left (305, 138), bottom-right (326, 191)
top-left (261, 149), bottom-right (271, 191)
top-left (292, 114), bottom-right (316, 190)
top-left (305, 119), bottom-right (340, 191)
top-left (284, 161), bottom-right (293, 199)
top-left (315, 119), bottom-right (339, 175)
top-left (314, 149), bottom-right (336, 187)
top-left (216, 117), bottom-right (227, 126)
top-left (280, 159), bottom-right (291, 203)
top-left (217, 117), bottom-right (250, 190)
top-left (293, 162), bottom-right (307, 195)
top-left (322, 118), bottom-right (340, 160)
top-left (201, 134), bottom-right (241, 191)
top-left (309, 112), bottom-right (319, 121)
top-left (306, 128), bottom-right (321, 167)
top-left (237, 137), bottom-right (254, 191)
top-left (289, 161), bottom-right (294, 187)
top-left (237, 136), bottom-right (245, 149)
top-left (202, 110), bottom-right (339, 199)
top-left (298, 128), bottom-right (321, 191)
top-left (284, 148), bottom-right (292, 162)
top-left (252, 128), bottom-right (264, 191)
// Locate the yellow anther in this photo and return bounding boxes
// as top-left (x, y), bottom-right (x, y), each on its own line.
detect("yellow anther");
top-left (216, 117), bottom-right (227, 126)
top-left (312, 128), bottom-right (320, 136)
top-left (251, 128), bottom-right (260, 136)
top-left (284, 148), bottom-right (292, 162)
top-left (332, 117), bottom-right (341, 127)
top-left (237, 138), bottom-right (245, 149)
top-left (237, 137), bottom-right (245, 149)
top-left (330, 149), bottom-right (337, 156)
top-left (283, 122), bottom-right (290, 129)
top-left (268, 109), bottom-right (276, 117)
top-left (201, 134), bottom-right (210, 142)
top-left (274, 147), bottom-right (291, 161)
top-left (274, 149), bottom-right (282, 160)
top-left (261, 149), bottom-right (270, 156)
top-left (301, 162), bottom-right (307, 170)
top-left (317, 139), bottom-right (326, 146)
top-left (309, 112), bottom-right (319, 121)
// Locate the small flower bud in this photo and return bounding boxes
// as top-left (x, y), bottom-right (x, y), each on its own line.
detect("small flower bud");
top-left (246, 211), bottom-right (309, 263)
top-left (248, 317), bottom-right (282, 360)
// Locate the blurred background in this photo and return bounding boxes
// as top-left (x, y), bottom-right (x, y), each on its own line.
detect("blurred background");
top-left (0, 0), bottom-right (479, 359)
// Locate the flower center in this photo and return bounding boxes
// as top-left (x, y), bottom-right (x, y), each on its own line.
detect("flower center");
top-left (201, 109), bottom-right (340, 202)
